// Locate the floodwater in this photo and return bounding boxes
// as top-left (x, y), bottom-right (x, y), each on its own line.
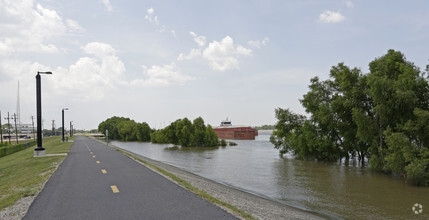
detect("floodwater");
top-left (112, 130), bottom-right (428, 219)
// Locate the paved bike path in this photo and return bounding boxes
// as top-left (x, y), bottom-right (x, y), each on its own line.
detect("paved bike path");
top-left (24, 136), bottom-right (236, 220)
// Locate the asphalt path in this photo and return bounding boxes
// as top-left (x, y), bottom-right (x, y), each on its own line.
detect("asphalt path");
top-left (24, 136), bottom-right (237, 220)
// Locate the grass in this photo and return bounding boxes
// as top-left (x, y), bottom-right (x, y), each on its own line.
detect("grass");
top-left (0, 136), bottom-right (74, 210)
top-left (115, 148), bottom-right (256, 220)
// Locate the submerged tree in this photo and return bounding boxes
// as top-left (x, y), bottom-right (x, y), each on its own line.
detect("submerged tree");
top-left (150, 117), bottom-right (219, 147)
top-left (271, 50), bottom-right (429, 185)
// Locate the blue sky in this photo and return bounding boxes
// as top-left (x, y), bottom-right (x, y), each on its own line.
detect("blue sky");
top-left (1, 0), bottom-right (428, 130)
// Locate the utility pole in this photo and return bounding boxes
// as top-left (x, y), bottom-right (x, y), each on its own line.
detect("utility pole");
top-left (12, 113), bottom-right (18, 144)
top-left (52, 120), bottom-right (55, 136)
top-left (5, 112), bottom-right (11, 144)
top-left (30, 116), bottom-right (35, 139)
top-left (0, 110), bottom-right (3, 144)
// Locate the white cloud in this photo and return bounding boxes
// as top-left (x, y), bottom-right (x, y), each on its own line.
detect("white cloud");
top-left (177, 48), bottom-right (201, 61)
top-left (83, 42), bottom-right (116, 58)
top-left (147, 7), bottom-right (154, 15)
top-left (0, 0), bottom-right (83, 54)
top-left (248, 37), bottom-right (269, 48)
top-left (131, 63), bottom-right (195, 87)
top-left (0, 42), bottom-right (125, 102)
top-left (50, 42), bottom-right (126, 101)
top-left (145, 7), bottom-right (159, 25)
top-left (101, 0), bottom-right (113, 12)
top-left (202, 36), bottom-right (252, 71)
top-left (66, 19), bottom-right (84, 32)
top-left (319, 11), bottom-right (345, 23)
top-left (190, 32), bottom-right (206, 47)
top-left (346, 1), bottom-right (354, 8)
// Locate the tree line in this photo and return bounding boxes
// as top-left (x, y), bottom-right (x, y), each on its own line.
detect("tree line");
top-left (98, 116), bottom-right (220, 147)
top-left (98, 116), bottom-right (152, 142)
top-left (270, 50), bottom-right (429, 186)
top-left (151, 117), bottom-right (219, 147)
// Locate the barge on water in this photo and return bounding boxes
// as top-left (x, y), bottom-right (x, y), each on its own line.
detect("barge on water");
top-left (213, 119), bottom-right (258, 140)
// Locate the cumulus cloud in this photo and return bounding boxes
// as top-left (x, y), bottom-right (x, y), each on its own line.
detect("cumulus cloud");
top-left (177, 48), bottom-right (201, 61)
top-left (248, 37), bottom-right (269, 48)
top-left (0, 42), bottom-right (125, 101)
top-left (0, 0), bottom-right (83, 54)
top-left (101, 0), bottom-right (113, 11)
top-left (202, 36), bottom-right (252, 71)
top-left (190, 32), bottom-right (206, 47)
top-left (319, 11), bottom-right (345, 23)
top-left (83, 42), bottom-right (116, 58)
top-left (50, 42), bottom-right (126, 101)
top-left (131, 63), bottom-right (195, 87)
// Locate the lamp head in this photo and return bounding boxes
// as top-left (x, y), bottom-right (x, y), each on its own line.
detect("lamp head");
top-left (38, 71), bottom-right (53, 75)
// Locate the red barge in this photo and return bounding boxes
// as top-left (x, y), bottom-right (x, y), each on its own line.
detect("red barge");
top-left (213, 119), bottom-right (258, 140)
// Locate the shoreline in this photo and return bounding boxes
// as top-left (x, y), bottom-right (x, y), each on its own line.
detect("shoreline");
top-left (108, 143), bottom-right (325, 220)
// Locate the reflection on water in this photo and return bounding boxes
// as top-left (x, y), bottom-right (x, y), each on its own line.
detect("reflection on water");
top-left (112, 131), bottom-right (429, 219)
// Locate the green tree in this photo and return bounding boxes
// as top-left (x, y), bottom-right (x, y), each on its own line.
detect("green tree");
top-left (191, 117), bottom-right (207, 147)
top-left (98, 116), bottom-right (132, 140)
top-left (356, 49), bottom-right (426, 170)
top-left (136, 122), bottom-right (151, 142)
top-left (117, 120), bottom-right (137, 141)
top-left (270, 108), bottom-right (306, 157)
top-left (149, 117), bottom-right (219, 147)
top-left (204, 125), bottom-right (219, 147)
top-left (271, 49), bottom-right (429, 185)
top-left (176, 118), bottom-right (193, 147)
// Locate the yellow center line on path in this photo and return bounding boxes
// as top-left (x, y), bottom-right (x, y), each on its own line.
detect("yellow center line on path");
top-left (110, 185), bottom-right (119, 193)
top-left (90, 152), bottom-right (93, 154)
top-left (82, 140), bottom-right (91, 151)
top-left (93, 155), bottom-right (96, 158)
top-left (101, 169), bottom-right (107, 174)
top-left (96, 161), bottom-right (100, 164)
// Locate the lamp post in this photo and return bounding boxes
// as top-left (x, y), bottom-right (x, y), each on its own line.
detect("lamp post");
top-left (35, 71), bottom-right (52, 156)
top-left (70, 121), bottom-right (73, 137)
top-left (62, 108), bottom-right (68, 142)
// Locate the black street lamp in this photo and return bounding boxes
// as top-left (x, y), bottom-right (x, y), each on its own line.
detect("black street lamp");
top-left (62, 108), bottom-right (68, 142)
top-left (35, 71), bottom-right (52, 156)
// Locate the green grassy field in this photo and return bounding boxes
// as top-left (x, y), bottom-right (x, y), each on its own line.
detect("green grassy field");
top-left (0, 136), bottom-right (74, 210)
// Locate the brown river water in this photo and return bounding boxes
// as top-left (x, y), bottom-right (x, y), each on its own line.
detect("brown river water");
top-left (112, 130), bottom-right (428, 219)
